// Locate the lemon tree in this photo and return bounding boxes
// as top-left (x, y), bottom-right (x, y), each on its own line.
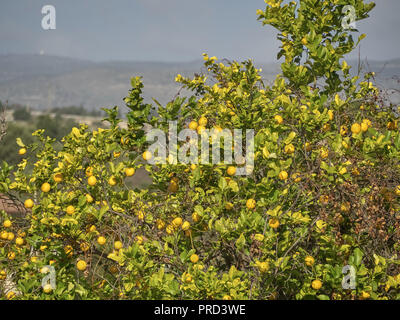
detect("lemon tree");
top-left (1, 0), bottom-right (400, 300)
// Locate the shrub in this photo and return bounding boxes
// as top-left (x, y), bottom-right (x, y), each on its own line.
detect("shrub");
top-left (12, 107), bottom-right (31, 122)
top-left (1, 0), bottom-right (400, 300)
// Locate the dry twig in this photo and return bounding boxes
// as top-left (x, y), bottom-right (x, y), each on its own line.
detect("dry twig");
top-left (0, 101), bottom-right (7, 143)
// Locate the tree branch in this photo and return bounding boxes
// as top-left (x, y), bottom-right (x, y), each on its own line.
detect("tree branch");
top-left (0, 101), bottom-right (7, 143)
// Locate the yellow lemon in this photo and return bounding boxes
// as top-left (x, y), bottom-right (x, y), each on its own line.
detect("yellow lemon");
top-left (18, 148), bottom-right (27, 155)
top-left (387, 121), bottom-right (398, 130)
top-left (77, 260), bottom-right (87, 271)
top-left (66, 205), bottom-right (75, 216)
top-left (108, 176), bottom-right (117, 186)
top-left (320, 148), bottom-right (329, 159)
top-left (3, 220), bottom-right (12, 228)
top-left (188, 121), bottom-right (198, 130)
top-left (214, 126), bottom-right (223, 133)
top-left (40, 267), bottom-right (50, 274)
top-left (274, 115), bottom-right (283, 124)
top-left (24, 198), bottom-right (34, 209)
top-left (137, 210), bottom-right (145, 221)
top-left (88, 176), bottom-right (97, 186)
top-left (40, 182), bottom-right (51, 193)
top-left (190, 254), bottom-right (199, 263)
top-left (360, 122), bottom-right (368, 132)
top-left (85, 166), bottom-right (94, 177)
top-left (15, 237), bottom-right (24, 246)
top-left (311, 279), bottom-right (322, 290)
top-left (135, 235), bottom-right (144, 245)
top-left (292, 172), bottom-right (301, 182)
top-left (7, 251), bottom-right (16, 260)
top-left (258, 261), bottom-right (269, 273)
top-left (278, 171), bottom-right (288, 181)
top-left (284, 144), bottom-right (295, 154)
top-left (225, 202), bottom-right (234, 210)
top-left (53, 173), bottom-right (63, 183)
top-left (172, 217), bottom-right (183, 227)
top-left (305, 256), bottom-right (315, 267)
top-left (340, 125), bottom-right (348, 136)
top-left (17, 230), bottom-right (26, 237)
top-left (143, 151), bottom-right (152, 161)
top-left (269, 219), bottom-right (280, 229)
top-left (43, 284), bottom-right (53, 294)
top-left (125, 167), bottom-right (135, 177)
top-left (198, 116), bottom-right (208, 126)
top-left (227, 166), bottom-right (236, 176)
top-left (156, 219), bottom-right (165, 230)
top-left (182, 221), bottom-right (191, 231)
top-left (362, 119), bottom-right (371, 127)
top-left (85, 194), bottom-right (94, 203)
top-left (114, 241), bottom-right (123, 250)
top-left (166, 224), bottom-right (174, 234)
top-left (97, 236), bottom-right (106, 245)
top-left (351, 123), bottom-right (361, 134)
top-left (192, 212), bottom-right (200, 223)
top-left (184, 273), bottom-right (192, 283)
top-left (246, 199), bottom-right (256, 210)
top-left (80, 242), bottom-right (90, 252)
top-left (197, 125), bottom-right (206, 134)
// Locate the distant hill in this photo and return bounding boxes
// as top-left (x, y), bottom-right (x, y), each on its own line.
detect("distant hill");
top-left (0, 54), bottom-right (398, 112)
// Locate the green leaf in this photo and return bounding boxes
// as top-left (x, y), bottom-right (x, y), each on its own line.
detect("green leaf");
top-left (235, 233), bottom-right (246, 250)
top-left (353, 248), bottom-right (363, 266)
top-left (98, 206), bottom-right (108, 221)
top-left (218, 177), bottom-right (227, 191)
top-left (194, 205), bottom-right (204, 215)
top-left (228, 180), bottom-right (239, 193)
top-left (284, 131), bottom-right (296, 144)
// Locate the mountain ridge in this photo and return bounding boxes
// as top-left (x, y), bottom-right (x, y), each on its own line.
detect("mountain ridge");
top-left (0, 54), bottom-right (398, 111)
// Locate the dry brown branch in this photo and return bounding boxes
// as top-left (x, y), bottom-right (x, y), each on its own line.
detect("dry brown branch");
top-left (0, 101), bottom-right (7, 143)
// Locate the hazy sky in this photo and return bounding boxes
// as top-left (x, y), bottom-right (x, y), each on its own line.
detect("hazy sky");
top-left (0, 0), bottom-right (399, 63)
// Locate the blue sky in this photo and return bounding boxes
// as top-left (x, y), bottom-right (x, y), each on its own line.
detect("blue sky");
top-left (0, 0), bottom-right (399, 63)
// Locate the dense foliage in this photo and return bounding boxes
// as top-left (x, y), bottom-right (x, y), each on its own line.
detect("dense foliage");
top-left (1, 0), bottom-right (400, 300)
